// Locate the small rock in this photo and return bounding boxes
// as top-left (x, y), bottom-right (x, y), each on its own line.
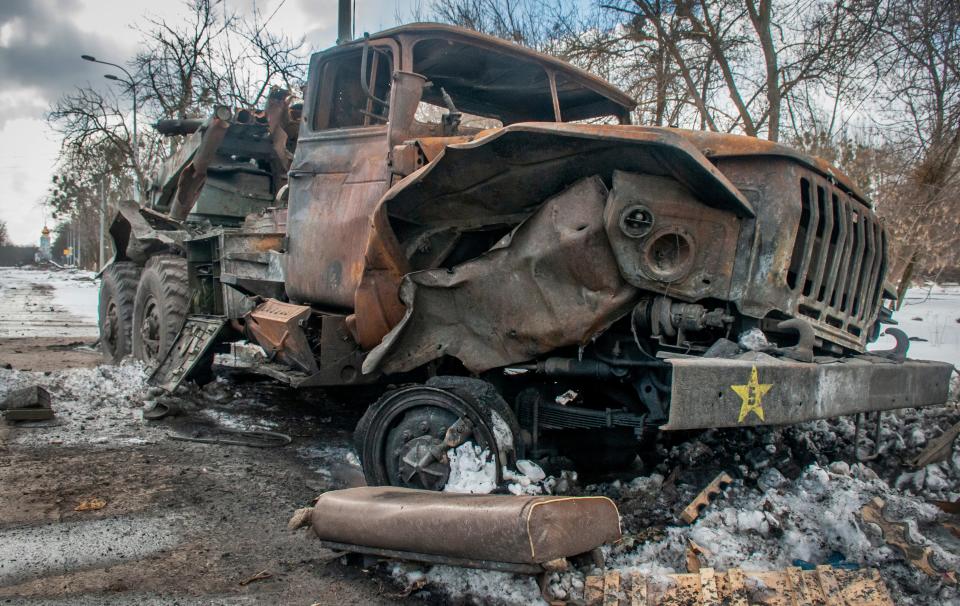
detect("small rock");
top-left (828, 461), bottom-right (851, 476)
top-left (738, 327), bottom-right (771, 351)
top-left (745, 447), bottom-right (771, 470)
top-left (515, 459), bottom-right (546, 482)
top-left (758, 467), bottom-right (788, 490)
top-left (850, 463), bottom-right (879, 482)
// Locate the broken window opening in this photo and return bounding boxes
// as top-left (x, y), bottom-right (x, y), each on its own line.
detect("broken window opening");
top-left (411, 37), bottom-right (555, 125)
top-left (313, 47), bottom-right (394, 130)
top-left (414, 101), bottom-right (503, 133)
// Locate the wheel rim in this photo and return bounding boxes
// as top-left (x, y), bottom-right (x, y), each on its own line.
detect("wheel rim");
top-left (139, 295), bottom-right (162, 363)
top-left (366, 387), bottom-right (501, 491)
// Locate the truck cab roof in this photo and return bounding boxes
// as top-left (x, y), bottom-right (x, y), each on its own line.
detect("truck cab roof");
top-left (318, 22), bottom-right (637, 124)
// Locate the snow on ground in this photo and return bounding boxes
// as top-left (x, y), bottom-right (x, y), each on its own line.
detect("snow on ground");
top-left (444, 443), bottom-right (498, 494)
top-left (871, 284), bottom-right (960, 367)
top-left (0, 267), bottom-right (99, 338)
top-left (0, 363), bottom-right (157, 447)
top-left (47, 269), bottom-right (100, 324)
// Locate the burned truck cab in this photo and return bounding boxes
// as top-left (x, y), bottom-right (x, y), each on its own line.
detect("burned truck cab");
top-left (103, 23), bottom-right (955, 492)
top-left (284, 25), bottom-right (634, 316)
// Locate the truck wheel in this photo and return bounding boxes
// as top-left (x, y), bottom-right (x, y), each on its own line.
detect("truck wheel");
top-left (132, 255), bottom-right (190, 365)
top-left (355, 377), bottom-right (520, 491)
top-left (98, 262), bottom-right (141, 364)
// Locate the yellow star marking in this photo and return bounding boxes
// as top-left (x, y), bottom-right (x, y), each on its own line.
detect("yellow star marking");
top-left (731, 366), bottom-right (773, 423)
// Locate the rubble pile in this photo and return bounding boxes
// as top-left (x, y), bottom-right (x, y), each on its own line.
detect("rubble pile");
top-left (391, 395), bottom-right (960, 605)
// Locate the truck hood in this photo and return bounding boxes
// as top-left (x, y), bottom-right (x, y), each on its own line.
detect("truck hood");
top-left (415, 123), bottom-right (869, 207)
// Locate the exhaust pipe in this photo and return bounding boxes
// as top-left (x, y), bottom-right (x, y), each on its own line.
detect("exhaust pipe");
top-left (235, 108), bottom-right (253, 124)
top-left (337, 0), bottom-right (353, 44)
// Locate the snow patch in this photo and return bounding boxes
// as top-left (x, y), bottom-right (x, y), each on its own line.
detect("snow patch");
top-left (738, 327), bottom-right (771, 351)
top-left (444, 442), bottom-right (497, 494)
top-left (0, 363), bottom-right (153, 447)
top-left (871, 284), bottom-right (960, 368)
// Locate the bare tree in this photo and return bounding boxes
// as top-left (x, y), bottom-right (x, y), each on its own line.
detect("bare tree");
top-left (431, 0), bottom-right (579, 51)
top-left (46, 0), bottom-right (307, 257)
top-left (861, 0), bottom-right (960, 278)
top-left (48, 86), bottom-right (150, 198)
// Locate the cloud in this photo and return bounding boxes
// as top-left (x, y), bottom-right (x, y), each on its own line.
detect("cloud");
top-left (0, 0), bottom-right (125, 120)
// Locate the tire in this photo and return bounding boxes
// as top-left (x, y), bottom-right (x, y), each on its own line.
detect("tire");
top-left (98, 261), bottom-right (141, 364)
top-left (355, 377), bottom-right (521, 490)
top-left (132, 255), bottom-right (190, 366)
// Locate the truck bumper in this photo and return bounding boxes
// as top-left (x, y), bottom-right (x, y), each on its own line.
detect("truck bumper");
top-left (662, 355), bottom-right (954, 430)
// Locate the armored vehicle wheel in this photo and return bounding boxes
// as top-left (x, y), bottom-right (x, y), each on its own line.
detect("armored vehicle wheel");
top-left (98, 262), bottom-right (141, 364)
top-left (132, 255), bottom-right (190, 366)
top-left (355, 377), bottom-right (520, 491)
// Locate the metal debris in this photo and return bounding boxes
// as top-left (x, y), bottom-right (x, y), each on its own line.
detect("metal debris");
top-left (679, 472), bottom-right (733, 524)
top-left (1, 385), bottom-right (54, 422)
top-left (166, 428), bottom-right (292, 448)
top-left (684, 539), bottom-right (712, 573)
top-left (860, 497), bottom-right (956, 584)
top-left (580, 565), bottom-right (894, 605)
top-left (74, 498), bottom-right (107, 512)
top-left (238, 569), bottom-right (272, 586)
top-left (910, 420), bottom-right (960, 468)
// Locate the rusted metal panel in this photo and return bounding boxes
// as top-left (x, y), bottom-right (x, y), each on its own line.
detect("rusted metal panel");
top-left (675, 130), bottom-right (871, 207)
top-left (385, 123), bottom-right (753, 223)
top-left (149, 316), bottom-right (227, 391)
top-left (604, 170), bottom-right (740, 301)
top-left (352, 124), bottom-right (751, 351)
top-left (285, 128), bottom-right (393, 311)
top-left (663, 356), bottom-right (954, 431)
top-left (719, 156), bottom-right (887, 352)
top-left (334, 23), bottom-right (636, 120)
top-left (246, 299), bottom-right (318, 373)
top-left (363, 176), bottom-right (636, 374)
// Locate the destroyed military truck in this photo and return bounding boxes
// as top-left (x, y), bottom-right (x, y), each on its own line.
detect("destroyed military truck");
top-left (98, 21), bottom-right (955, 491)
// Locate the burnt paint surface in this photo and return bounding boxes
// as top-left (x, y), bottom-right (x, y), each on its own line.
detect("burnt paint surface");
top-left (278, 24), bottom-right (891, 376)
top-left (351, 123), bottom-right (751, 352)
top-left (363, 176), bottom-right (636, 374)
top-left (285, 128), bottom-right (393, 311)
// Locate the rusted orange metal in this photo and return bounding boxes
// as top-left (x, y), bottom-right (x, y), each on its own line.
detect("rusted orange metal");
top-left (245, 299), bottom-right (318, 373)
top-left (277, 24), bottom-right (896, 369)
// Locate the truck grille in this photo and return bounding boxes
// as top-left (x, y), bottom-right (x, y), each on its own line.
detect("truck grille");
top-left (786, 175), bottom-right (887, 343)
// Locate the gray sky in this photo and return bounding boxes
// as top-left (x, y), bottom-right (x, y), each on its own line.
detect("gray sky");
top-left (0, 0), bottom-right (404, 245)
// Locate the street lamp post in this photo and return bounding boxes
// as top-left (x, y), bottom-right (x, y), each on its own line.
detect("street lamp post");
top-left (81, 55), bottom-right (138, 183)
top-left (81, 54), bottom-right (139, 270)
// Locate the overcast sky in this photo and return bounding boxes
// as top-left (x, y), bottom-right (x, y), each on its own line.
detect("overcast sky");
top-left (0, 0), bottom-right (405, 245)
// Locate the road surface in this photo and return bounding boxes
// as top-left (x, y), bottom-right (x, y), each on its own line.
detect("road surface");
top-left (0, 266), bottom-right (396, 605)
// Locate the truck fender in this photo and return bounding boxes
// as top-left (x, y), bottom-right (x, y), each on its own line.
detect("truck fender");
top-left (354, 123), bottom-right (751, 357)
top-left (106, 199), bottom-right (188, 266)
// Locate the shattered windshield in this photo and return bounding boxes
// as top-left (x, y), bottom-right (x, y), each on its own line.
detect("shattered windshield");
top-left (411, 37), bottom-right (627, 125)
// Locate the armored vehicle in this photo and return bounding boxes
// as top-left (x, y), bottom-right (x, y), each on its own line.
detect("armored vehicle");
top-left (99, 19), bottom-right (954, 490)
